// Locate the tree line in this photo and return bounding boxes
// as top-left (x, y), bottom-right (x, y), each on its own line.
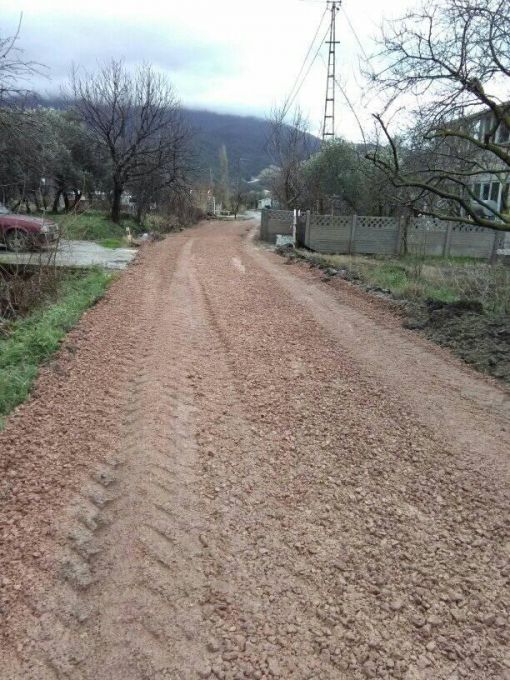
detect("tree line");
top-left (1, 25), bottom-right (193, 224)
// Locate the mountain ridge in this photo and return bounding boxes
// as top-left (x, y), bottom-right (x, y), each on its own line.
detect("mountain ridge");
top-left (11, 96), bottom-right (320, 182)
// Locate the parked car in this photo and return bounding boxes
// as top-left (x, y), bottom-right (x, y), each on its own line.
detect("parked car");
top-left (0, 205), bottom-right (59, 252)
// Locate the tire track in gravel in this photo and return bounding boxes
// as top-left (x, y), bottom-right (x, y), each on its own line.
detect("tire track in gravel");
top-left (0, 234), bottom-right (203, 678)
top-left (1, 230), bottom-right (264, 679)
top-left (0, 244), bottom-right (160, 678)
top-left (247, 235), bottom-right (510, 484)
top-left (181, 221), bottom-right (509, 680)
top-left (74, 238), bottom-right (210, 679)
top-left (1, 220), bottom-right (509, 680)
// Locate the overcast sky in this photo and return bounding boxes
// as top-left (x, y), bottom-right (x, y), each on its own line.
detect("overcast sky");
top-left (3, 0), bottom-right (414, 140)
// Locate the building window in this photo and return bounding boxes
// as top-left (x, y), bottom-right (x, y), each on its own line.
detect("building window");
top-left (473, 182), bottom-right (481, 198)
top-left (490, 182), bottom-right (500, 202)
top-left (479, 115), bottom-right (493, 141)
top-left (498, 121), bottom-right (510, 144)
top-left (501, 184), bottom-right (510, 213)
top-left (482, 183), bottom-right (491, 200)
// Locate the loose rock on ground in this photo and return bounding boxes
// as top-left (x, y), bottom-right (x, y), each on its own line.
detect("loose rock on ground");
top-left (0, 219), bottom-right (508, 679)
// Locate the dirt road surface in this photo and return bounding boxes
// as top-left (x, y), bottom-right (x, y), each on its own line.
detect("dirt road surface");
top-left (0, 220), bottom-right (508, 680)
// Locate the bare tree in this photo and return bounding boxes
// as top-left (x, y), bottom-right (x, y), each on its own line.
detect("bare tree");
top-left (128, 116), bottom-right (193, 224)
top-left (265, 106), bottom-right (313, 209)
top-left (0, 15), bottom-right (39, 108)
top-left (230, 183), bottom-right (248, 219)
top-left (71, 60), bottom-right (192, 223)
top-left (368, 0), bottom-right (510, 232)
top-left (229, 157), bottom-right (248, 219)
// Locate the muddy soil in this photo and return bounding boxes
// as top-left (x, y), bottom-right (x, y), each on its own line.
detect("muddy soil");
top-left (0, 221), bottom-right (509, 680)
top-left (281, 248), bottom-right (510, 386)
top-left (407, 302), bottom-right (510, 383)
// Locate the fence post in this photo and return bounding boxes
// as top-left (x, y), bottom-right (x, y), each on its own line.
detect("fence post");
top-left (305, 210), bottom-right (311, 248)
top-left (443, 223), bottom-right (453, 257)
top-left (490, 229), bottom-right (501, 264)
top-left (260, 209), bottom-right (267, 241)
top-left (349, 215), bottom-right (357, 255)
top-left (395, 217), bottom-right (404, 255)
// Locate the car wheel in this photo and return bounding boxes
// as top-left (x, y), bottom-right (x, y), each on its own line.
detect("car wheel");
top-left (5, 229), bottom-right (30, 252)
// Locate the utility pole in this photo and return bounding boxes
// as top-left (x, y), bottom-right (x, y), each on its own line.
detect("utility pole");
top-left (208, 167), bottom-right (216, 215)
top-left (322, 1), bottom-right (341, 142)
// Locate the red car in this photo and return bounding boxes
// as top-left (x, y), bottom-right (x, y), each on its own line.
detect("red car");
top-left (0, 205), bottom-right (59, 252)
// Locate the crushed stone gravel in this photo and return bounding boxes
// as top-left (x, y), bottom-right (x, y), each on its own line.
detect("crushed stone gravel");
top-left (0, 220), bottom-right (508, 680)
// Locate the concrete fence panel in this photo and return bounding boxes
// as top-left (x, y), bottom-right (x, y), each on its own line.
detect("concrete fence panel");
top-left (352, 216), bottom-right (399, 255)
top-left (260, 209), bottom-right (294, 243)
top-left (260, 209), bottom-right (499, 259)
top-left (407, 218), bottom-right (449, 257)
top-left (307, 214), bottom-right (351, 253)
top-left (448, 225), bottom-right (496, 258)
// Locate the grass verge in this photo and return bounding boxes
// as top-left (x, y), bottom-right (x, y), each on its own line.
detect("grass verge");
top-left (50, 211), bottom-right (139, 242)
top-left (291, 250), bottom-right (510, 314)
top-left (0, 269), bottom-right (112, 425)
top-left (281, 248), bottom-right (510, 383)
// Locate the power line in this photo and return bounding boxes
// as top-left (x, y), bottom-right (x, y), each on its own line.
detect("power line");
top-left (285, 0), bottom-right (372, 144)
top-left (340, 6), bottom-right (371, 66)
top-left (281, 7), bottom-right (328, 118)
top-left (284, 22), bottom-right (331, 118)
top-left (319, 52), bottom-right (367, 146)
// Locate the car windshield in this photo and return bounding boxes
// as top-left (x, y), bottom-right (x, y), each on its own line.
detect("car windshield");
top-left (0, 204), bottom-right (10, 215)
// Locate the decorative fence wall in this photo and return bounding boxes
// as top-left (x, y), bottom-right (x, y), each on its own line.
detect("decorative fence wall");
top-left (260, 209), bottom-right (294, 243)
top-left (259, 209), bottom-right (501, 259)
top-left (406, 220), bottom-right (499, 258)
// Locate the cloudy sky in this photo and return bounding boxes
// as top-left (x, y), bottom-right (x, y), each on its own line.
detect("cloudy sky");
top-left (3, 0), bottom-right (413, 140)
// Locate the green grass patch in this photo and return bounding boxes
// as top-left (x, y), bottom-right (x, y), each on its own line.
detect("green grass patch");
top-left (365, 263), bottom-right (409, 292)
top-left (51, 211), bottom-right (139, 242)
top-left (0, 269), bottom-right (112, 422)
top-left (294, 249), bottom-right (510, 314)
top-left (372, 253), bottom-right (480, 267)
top-left (97, 238), bottom-right (126, 249)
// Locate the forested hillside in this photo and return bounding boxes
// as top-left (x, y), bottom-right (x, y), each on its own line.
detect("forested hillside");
top-left (186, 109), bottom-right (274, 180)
top-left (30, 98), bottom-right (318, 182)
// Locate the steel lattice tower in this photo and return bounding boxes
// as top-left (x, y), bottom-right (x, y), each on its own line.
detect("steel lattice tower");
top-left (322, 1), bottom-right (341, 142)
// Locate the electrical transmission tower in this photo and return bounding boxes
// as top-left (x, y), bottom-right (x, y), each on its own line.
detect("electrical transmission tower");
top-left (322, 1), bottom-right (341, 142)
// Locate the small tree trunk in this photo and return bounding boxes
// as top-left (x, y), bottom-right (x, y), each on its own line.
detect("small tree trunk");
top-left (136, 202), bottom-right (144, 225)
top-left (401, 216), bottom-right (410, 257)
top-left (111, 183), bottom-right (123, 223)
top-left (33, 191), bottom-right (41, 212)
top-left (71, 190), bottom-right (82, 210)
top-left (63, 193), bottom-right (70, 213)
top-left (52, 189), bottom-right (62, 213)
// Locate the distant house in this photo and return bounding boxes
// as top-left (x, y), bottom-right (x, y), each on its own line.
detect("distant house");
top-left (257, 196), bottom-right (272, 210)
top-left (460, 105), bottom-right (510, 219)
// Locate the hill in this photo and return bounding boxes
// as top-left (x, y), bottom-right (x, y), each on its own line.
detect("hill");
top-left (185, 109), bottom-right (275, 181)
top-left (16, 96), bottom-right (319, 183)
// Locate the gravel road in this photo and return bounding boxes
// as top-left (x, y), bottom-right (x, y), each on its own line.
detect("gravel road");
top-left (0, 220), bottom-right (508, 679)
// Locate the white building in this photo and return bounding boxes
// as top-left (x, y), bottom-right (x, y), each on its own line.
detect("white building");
top-left (257, 197), bottom-right (272, 210)
top-left (463, 107), bottom-right (510, 218)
